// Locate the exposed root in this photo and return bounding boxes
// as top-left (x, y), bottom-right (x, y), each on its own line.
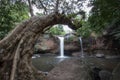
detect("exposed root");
top-left (10, 39), bottom-right (23, 80)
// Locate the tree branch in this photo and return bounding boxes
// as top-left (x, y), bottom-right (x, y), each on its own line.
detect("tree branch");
top-left (54, 0), bottom-right (59, 13)
top-left (39, 0), bottom-right (47, 14)
top-left (28, 0), bottom-right (34, 16)
top-left (10, 38), bottom-right (23, 80)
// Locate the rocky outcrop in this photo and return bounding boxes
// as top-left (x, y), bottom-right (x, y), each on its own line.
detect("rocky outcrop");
top-left (35, 34), bottom-right (58, 54)
top-left (47, 59), bottom-right (92, 80)
top-left (35, 34), bottom-right (80, 55)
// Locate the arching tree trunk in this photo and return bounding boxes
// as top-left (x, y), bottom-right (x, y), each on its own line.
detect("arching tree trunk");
top-left (0, 13), bottom-right (77, 80)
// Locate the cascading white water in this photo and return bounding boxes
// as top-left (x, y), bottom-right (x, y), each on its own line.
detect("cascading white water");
top-left (79, 37), bottom-right (84, 58)
top-left (58, 36), bottom-right (65, 58)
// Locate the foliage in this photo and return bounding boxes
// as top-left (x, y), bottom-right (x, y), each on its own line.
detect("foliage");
top-left (108, 19), bottom-right (120, 44)
top-left (71, 14), bottom-right (91, 38)
top-left (76, 21), bottom-right (92, 38)
top-left (0, 0), bottom-right (87, 39)
top-left (0, 0), bottom-right (29, 39)
top-left (88, 0), bottom-right (120, 33)
top-left (33, 0), bottom-right (86, 31)
top-left (48, 25), bottom-right (65, 35)
top-left (88, 0), bottom-right (120, 46)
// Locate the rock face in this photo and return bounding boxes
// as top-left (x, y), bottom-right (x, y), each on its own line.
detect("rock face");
top-left (47, 59), bottom-right (92, 80)
top-left (64, 41), bottom-right (80, 55)
top-left (35, 34), bottom-right (80, 55)
top-left (111, 63), bottom-right (120, 80)
top-left (35, 34), bottom-right (58, 54)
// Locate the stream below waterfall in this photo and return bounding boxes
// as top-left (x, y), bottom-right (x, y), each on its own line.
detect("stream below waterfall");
top-left (32, 54), bottom-right (120, 72)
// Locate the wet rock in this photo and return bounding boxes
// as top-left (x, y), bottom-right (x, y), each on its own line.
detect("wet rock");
top-left (72, 52), bottom-right (80, 57)
top-left (64, 41), bottom-right (80, 51)
top-left (95, 53), bottom-right (104, 58)
top-left (105, 55), bottom-right (120, 59)
top-left (93, 50), bottom-right (119, 58)
top-left (47, 59), bottom-right (92, 80)
top-left (91, 67), bottom-right (101, 80)
top-left (32, 54), bottom-right (40, 58)
top-left (99, 70), bottom-right (112, 80)
top-left (111, 63), bottom-right (120, 80)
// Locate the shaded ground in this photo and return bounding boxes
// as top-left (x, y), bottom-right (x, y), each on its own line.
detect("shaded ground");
top-left (46, 58), bottom-right (92, 80)
top-left (32, 54), bottom-right (120, 71)
top-left (32, 55), bottom-right (120, 80)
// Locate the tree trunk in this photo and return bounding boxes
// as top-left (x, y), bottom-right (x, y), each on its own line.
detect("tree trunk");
top-left (28, 0), bottom-right (34, 16)
top-left (0, 13), bottom-right (77, 80)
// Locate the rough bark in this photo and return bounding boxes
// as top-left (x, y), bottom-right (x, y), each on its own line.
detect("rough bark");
top-left (0, 13), bottom-right (77, 80)
top-left (10, 38), bottom-right (23, 80)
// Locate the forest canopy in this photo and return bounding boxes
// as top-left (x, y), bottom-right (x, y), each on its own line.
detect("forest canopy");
top-left (0, 0), bottom-right (120, 42)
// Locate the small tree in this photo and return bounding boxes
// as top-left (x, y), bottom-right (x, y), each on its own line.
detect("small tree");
top-left (0, 0), bottom-right (29, 39)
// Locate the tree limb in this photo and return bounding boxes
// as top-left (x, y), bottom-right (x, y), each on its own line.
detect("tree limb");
top-left (54, 0), bottom-right (59, 13)
top-left (10, 38), bottom-right (23, 80)
top-left (28, 0), bottom-right (34, 16)
top-left (39, 0), bottom-right (47, 14)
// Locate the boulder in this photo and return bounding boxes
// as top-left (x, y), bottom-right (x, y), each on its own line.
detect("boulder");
top-left (47, 59), bottom-right (92, 80)
top-left (111, 63), bottom-right (120, 80)
top-left (99, 70), bottom-right (112, 80)
top-left (95, 53), bottom-right (104, 58)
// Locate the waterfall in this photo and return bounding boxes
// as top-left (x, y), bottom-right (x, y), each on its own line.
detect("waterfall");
top-left (79, 37), bottom-right (84, 58)
top-left (58, 36), bottom-right (65, 58)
